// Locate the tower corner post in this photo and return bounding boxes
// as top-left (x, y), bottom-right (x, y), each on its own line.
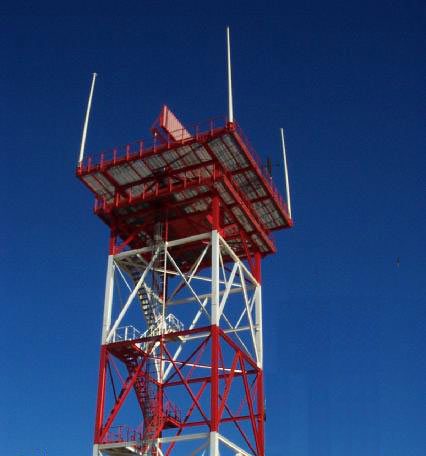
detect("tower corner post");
top-left (210, 196), bottom-right (221, 455)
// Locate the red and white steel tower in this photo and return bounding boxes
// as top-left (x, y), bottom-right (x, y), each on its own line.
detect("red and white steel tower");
top-left (76, 30), bottom-right (292, 456)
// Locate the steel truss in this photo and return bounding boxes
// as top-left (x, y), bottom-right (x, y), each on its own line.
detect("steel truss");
top-left (93, 229), bottom-right (265, 456)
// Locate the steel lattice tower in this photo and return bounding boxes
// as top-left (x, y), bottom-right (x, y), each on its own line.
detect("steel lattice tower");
top-left (77, 104), bottom-right (292, 456)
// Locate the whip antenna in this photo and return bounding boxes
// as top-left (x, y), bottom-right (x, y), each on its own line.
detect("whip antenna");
top-left (280, 127), bottom-right (292, 219)
top-left (226, 27), bottom-right (234, 123)
top-left (78, 72), bottom-right (97, 165)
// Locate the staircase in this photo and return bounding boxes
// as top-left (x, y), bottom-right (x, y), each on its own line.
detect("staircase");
top-left (123, 351), bottom-right (181, 455)
top-left (120, 224), bottom-right (182, 454)
top-left (126, 356), bottom-right (160, 456)
top-left (136, 283), bottom-right (158, 329)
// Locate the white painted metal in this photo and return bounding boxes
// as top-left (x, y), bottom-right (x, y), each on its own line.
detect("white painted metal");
top-left (97, 228), bottom-right (263, 455)
top-left (114, 232), bottom-right (211, 261)
top-left (280, 127), bottom-right (292, 219)
top-left (106, 247), bottom-right (160, 342)
top-left (78, 72), bottom-right (97, 164)
top-left (181, 326), bottom-right (251, 342)
top-left (238, 263), bottom-right (258, 363)
top-left (218, 262), bottom-right (239, 316)
top-left (211, 230), bottom-right (220, 325)
top-left (158, 432), bottom-right (209, 444)
top-left (226, 27), bottom-right (234, 123)
top-left (98, 441), bottom-right (139, 450)
top-left (101, 255), bottom-right (115, 344)
top-left (162, 241), bottom-right (168, 336)
top-left (163, 297), bottom-right (208, 380)
top-left (218, 433), bottom-right (252, 456)
top-left (209, 431), bottom-right (219, 456)
top-left (167, 232), bottom-right (211, 248)
top-left (167, 285), bottom-right (251, 306)
top-left (166, 250), bottom-right (211, 319)
top-left (255, 285), bottom-right (263, 368)
top-left (166, 242), bottom-right (211, 304)
top-left (93, 443), bottom-right (100, 456)
top-left (234, 292), bottom-right (256, 330)
top-left (219, 235), bottom-right (259, 286)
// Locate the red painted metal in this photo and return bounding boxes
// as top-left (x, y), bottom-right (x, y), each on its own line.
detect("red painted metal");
top-left (78, 107), bottom-right (291, 456)
top-left (77, 108), bottom-right (292, 265)
top-left (95, 327), bottom-right (265, 453)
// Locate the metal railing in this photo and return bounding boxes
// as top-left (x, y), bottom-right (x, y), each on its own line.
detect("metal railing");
top-left (112, 314), bottom-right (183, 344)
top-left (111, 325), bottom-right (143, 343)
top-left (233, 123), bottom-right (289, 216)
top-left (80, 116), bottom-right (227, 171)
top-left (105, 425), bottom-right (142, 443)
top-left (78, 117), bottom-right (290, 220)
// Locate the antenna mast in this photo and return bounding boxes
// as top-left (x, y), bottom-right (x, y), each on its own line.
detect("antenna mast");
top-left (78, 72), bottom-right (97, 165)
top-left (226, 27), bottom-right (234, 123)
top-left (280, 128), bottom-right (292, 219)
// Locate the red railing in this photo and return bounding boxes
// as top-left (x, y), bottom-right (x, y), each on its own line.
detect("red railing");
top-left (79, 117), bottom-right (290, 221)
top-left (164, 399), bottom-right (181, 422)
top-left (80, 116), bottom-right (227, 171)
top-left (105, 425), bottom-right (142, 443)
top-left (233, 123), bottom-right (289, 217)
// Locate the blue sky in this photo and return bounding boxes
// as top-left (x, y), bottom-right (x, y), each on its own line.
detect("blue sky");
top-left (0, 1), bottom-right (425, 455)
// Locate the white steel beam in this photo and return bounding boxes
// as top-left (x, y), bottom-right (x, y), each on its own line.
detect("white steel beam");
top-left (92, 443), bottom-right (100, 456)
top-left (180, 325), bottom-right (251, 342)
top-left (218, 261), bottom-right (239, 316)
top-left (239, 263), bottom-right (258, 363)
top-left (211, 230), bottom-right (220, 325)
top-left (167, 285), bottom-right (251, 306)
top-left (101, 255), bottom-right (115, 344)
top-left (166, 250), bottom-right (211, 320)
top-left (163, 297), bottom-right (208, 380)
top-left (254, 285), bottom-right (263, 367)
top-left (219, 235), bottom-right (259, 286)
top-left (106, 247), bottom-right (160, 342)
top-left (157, 432), bottom-right (209, 444)
top-left (167, 232), bottom-right (211, 248)
top-left (209, 430), bottom-right (219, 456)
top-left (167, 242), bottom-right (210, 304)
top-left (218, 433), bottom-right (252, 456)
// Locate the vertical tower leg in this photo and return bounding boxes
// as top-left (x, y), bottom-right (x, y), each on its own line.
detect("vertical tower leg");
top-left (209, 431), bottom-right (219, 456)
top-left (101, 255), bottom-right (115, 344)
top-left (93, 255), bottom-right (115, 456)
top-left (210, 196), bottom-right (221, 455)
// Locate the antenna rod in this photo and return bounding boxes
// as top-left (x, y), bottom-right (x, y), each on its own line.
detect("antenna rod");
top-left (226, 27), bottom-right (234, 123)
top-left (280, 128), bottom-right (292, 219)
top-left (78, 72), bottom-right (97, 165)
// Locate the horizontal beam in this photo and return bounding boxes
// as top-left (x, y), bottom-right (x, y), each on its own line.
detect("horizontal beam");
top-left (113, 232), bottom-right (211, 261)
top-left (157, 432), bottom-right (209, 444)
top-left (218, 432), bottom-right (253, 456)
top-left (167, 285), bottom-right (254, 306)
top-left (180, 325), bottom-right (252, 341)
top-left (98, 441), bottom-right (139, 450)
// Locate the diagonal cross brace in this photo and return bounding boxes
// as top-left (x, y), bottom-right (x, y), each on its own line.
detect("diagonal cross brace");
top-left (106, 247), bottom-right (161, 343)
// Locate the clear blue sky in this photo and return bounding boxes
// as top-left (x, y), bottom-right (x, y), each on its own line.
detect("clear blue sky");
top-left (0, 1), bottom-right (425, 455)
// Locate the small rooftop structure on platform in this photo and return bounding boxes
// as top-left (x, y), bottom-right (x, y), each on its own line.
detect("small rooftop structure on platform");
top-left (77, 106), bottom-right (292, 268)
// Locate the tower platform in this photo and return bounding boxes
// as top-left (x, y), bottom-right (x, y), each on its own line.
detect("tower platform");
top-left (77, 107), bottom-right (292, 267)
